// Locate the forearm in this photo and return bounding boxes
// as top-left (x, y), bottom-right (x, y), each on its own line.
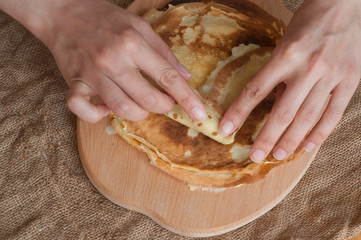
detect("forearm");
top-left (300, 0), bottom-right (361, 14)
top-left (0, 0), bottom-right (71, 44)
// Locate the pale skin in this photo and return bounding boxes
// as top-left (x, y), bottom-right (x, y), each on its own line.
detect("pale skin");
top-left (1, 0), bottom-right (360, 163)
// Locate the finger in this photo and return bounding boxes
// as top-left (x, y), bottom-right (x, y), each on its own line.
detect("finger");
top-left (275, 82), bottom-right (287, 103)
top-left (132, 41), bottom-right (206, 121)
top-left (304, 77), bottom-right (359, 152)
top-left (67, 80), bottom-right (109, 123)
top-left (134, 19), bottom-right (192, 79)
top-left (97, 76), bottom-right (149, 121)
top-left (145, 29), bottom-right (192, 79)
top-left (250, 80), bottom-right (315, 163)
top-left (220, 58), bottom-right (289, 136)
top-left (272, 79), bottom-right (332, 160)
top-left (112, 69), bottom-right (174, 113)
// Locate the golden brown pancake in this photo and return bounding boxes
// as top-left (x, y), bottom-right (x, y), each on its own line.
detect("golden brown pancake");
top-left (143, 1), bottom-right (283, 88)
top-left (110, 1), bottom-right (303, 189)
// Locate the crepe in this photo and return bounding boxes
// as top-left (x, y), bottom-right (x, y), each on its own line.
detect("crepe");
top-left (144, 1), bottom-right (283, 144)
top-left (111, 1), bottom-right (304, 189)
top-left (143, 1), bottom-right (284, 89)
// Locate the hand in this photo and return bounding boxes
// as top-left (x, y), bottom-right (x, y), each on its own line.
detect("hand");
top-left (0, 0), bottom-right (206, 123)
top-left (220, 0), bottom-right (361, 162)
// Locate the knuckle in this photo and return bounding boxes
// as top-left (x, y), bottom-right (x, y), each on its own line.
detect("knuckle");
top-left (244, 81), bottom-right (263, 99)
top-left (348, 63), bottom-right (361, 78)
top-left (138, 94), bottom-right (157, 110)
top-left (307, 51), bottom-right (326, 75)
top-left (163, 46), bottom-right (175, 60)
top-left (278, 41), bottom-right (301, 62)
top-left (281, 136), bottom-right (301, 151)
top-left (112, 100), bottom-right (131, 117)
top-left (118, 28), bottom-right (140, 53)
top-left (93, 47), bottom-right (112, 69)
top-left (298, 105), bottom-right (318, 123)
top-left (326, 106), bottom-right (344, 124)
top-left (256, 136), bottom-right (275, 150)
top-left (230, 105), bottom-right (246, 120)
top-left (342, 74), bottom-right (359, 90)
top-left (273, 106), bottom-right (294, 124)
top-left (157, 68), bottom-right (179, 89)
top-left (311, 130), bottom-right (329, 144)
top-left (178, 95), bottom-right (192, 107)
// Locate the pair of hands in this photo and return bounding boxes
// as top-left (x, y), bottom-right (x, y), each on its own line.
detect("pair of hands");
top-left (1, 0), bottom-right (360, 162)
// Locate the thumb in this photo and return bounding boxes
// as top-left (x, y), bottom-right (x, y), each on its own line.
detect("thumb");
top-left (67, 80), bottom-right (109, 123)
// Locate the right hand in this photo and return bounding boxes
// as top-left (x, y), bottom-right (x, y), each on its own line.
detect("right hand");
top-left (17, 0), bottom-right (207, 123)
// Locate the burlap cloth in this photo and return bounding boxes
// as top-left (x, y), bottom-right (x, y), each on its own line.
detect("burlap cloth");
top-left (1, 0), bottom-right (360, 239)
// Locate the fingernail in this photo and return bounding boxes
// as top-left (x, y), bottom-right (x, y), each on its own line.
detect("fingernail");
top-left (304, 142), bottom-right (316, 152)
top-left (273, 148), bottom-right (287, 160)
top-left (179, 63), bottom-right (192, 78)
top-left (104, 110), bottom-right (110, 117)
top-left (220, 120), bottom-right (234, 136)
top-left (191, 107), bottom-right (206, 121)
top-left (251, 149), bottom-right (266, 163)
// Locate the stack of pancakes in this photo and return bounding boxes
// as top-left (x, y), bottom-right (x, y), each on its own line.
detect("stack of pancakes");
top-left (111, 1), bottom-right (304, 189)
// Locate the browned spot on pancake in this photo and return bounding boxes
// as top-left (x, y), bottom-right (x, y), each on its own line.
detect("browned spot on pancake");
top-left (159, 117), bottom-right (189, 144)
top-left (197, 123), bottom-right (203, 127)
top-left (208, 115), bottom-right (212, 119)
top-left (236, 93), bottom-right (274, 145)
top-left (173, 113), bottom-right (178, 119)
top-left (190, 139), bottom-right (200, 147)
top-left (212, 131), bottom-right (218, 136)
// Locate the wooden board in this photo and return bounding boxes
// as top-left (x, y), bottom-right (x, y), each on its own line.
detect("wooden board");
top-left (350, 233), bottom-right (361, 240)
top-left (78, 117), bottom-right (317, 237)
top-left (77, 0), bottom-right (318, 237)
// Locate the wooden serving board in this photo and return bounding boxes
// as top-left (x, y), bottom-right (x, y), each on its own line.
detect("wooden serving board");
top-left (77, 0), bottom-right (318, 237)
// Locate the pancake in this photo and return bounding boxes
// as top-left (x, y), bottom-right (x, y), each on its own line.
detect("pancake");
top-left (143, 1), bottom-right (283, 88)
top-left (110, 1), bottom-right (304, 189)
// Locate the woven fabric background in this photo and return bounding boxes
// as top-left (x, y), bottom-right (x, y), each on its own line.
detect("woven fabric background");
top-left (1, 0), bottom-right (360, 239)
top-left (282, 0), bottom-right (303, 13)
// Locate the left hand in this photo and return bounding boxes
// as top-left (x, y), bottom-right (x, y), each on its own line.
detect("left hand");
top-left (220, 0), bottom-right (361, 162)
